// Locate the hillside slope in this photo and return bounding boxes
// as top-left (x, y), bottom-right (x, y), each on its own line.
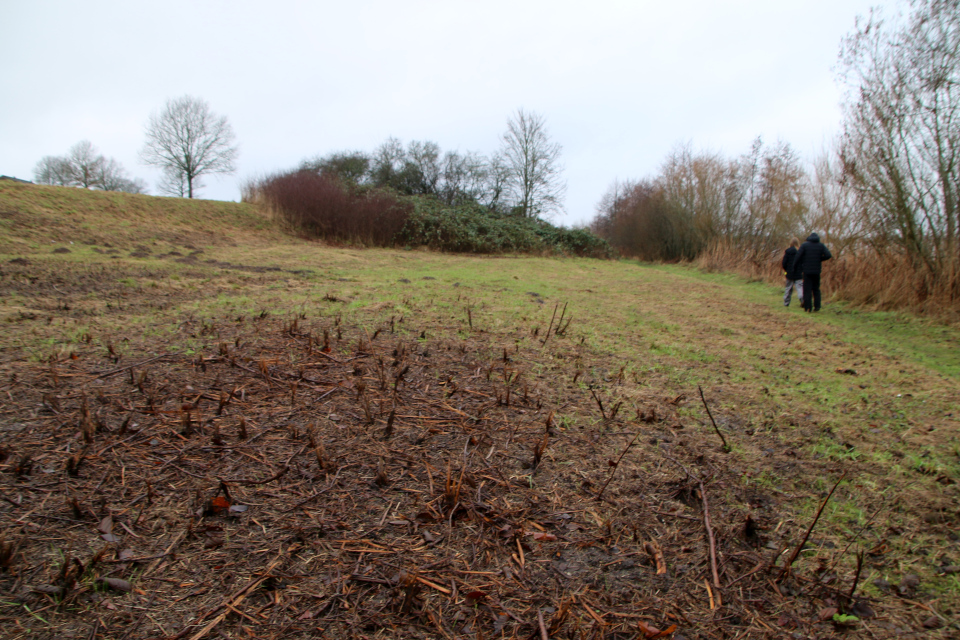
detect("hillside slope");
top-left (0, 181), bottom-right (283, 254)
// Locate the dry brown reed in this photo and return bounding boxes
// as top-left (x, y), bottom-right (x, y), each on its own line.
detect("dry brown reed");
top-left (829, 251), bottom-right (960, 320)
top-left (696, 239), bottom-right (960, 322)
top-left (695, 240), bottom-right (777, 282)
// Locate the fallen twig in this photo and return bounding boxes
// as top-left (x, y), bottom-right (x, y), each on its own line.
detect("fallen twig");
top-left (316, 350), bottom-right (345, 364)
top-left (801, 501), bottom-right (885, 596)
top-left (229, 359), bottom-right (280, 386)
top-left (589, 388), bottom-right (606, 419)
top-left (223, 445), bottom-right (306, 485)
top-left (104, 552), bottom-right (172, 564)
top-left (699, 480), bottom-right (722, 604)
top-left (727, 559), bottom-right (766, 586)
top-left (661, 453), bottom-right (696, 481)
top-left (0, 492), bottom-right (21, 508)
top-left (555, 303), bottom-right (573, 336)
top-left (182, 556), bottom-right (283, 640)
top-left (118, 592), bottom-right (157, 640)
top-left (143, 528), bottom-right (188, 578)
top-left (652, 508), bottom-right (699, 521)
top-left (94, 353), bottom-right (179, 379)
top-left (96, 431), bottom-right (148, 457)
top-left (282, 486), bottom-right (334, 513)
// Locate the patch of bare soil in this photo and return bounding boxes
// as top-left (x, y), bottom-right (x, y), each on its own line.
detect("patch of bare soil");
top-left (0, 304), bottom-right (946, 640)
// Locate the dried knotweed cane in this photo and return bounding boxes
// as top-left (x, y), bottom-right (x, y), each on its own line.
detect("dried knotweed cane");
top-left (595, 432), bottom-right (640, 501)
top-left (698, 384), bottom-right (730, 452)
top-left (777, 471), bottom-right (847, 583)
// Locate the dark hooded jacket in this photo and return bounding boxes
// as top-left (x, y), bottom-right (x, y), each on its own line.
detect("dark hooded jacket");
top-left (781, 246), bottom-right (802, 280)
top-left (795, 233), bottom-right (832, 275)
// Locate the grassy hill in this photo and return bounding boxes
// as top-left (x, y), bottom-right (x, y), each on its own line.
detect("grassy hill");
top-left (0, 181), bottom-right (280, 253)
top-left (1, 181), bottom-right (958, 638)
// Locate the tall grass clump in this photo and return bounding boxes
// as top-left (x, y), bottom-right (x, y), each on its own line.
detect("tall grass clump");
top-left (695, 240), bottom-right (781, 282)
top-left (254, 171), bottom-right (411, 246)
top-left (829, 252), bottom-right (960, 320)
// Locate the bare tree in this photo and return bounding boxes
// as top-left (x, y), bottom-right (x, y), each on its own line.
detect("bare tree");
top-left (157, 166), bottom-right (189, 198)
top-left (94, 158), bottom-right (147, 194)
top-left (300, 151), bottom-right (371, 185)
top-left (733, 138), bottom-right (808, 253)
top-left (406, 141), bottom-right (442, 195)
top-left (140, 96), bottom-right (238, 198)
top-left (439, 150), bottom-right (487, 206)
top-left (66, 141), bottom-right (103, 188)
top-left (592, 138), bottom-right (814, 261)
top-left (807, 150), bottom-right (867, 254)
top-left (499, 109), bottom-right (565, 218)
top-left (482, 152), bottom-right (511, 212)
top-left (34, 141), bottom-right (145, 193)
top-left (34, 141), bottom-right (102, 188)
top-left (657, 143), bottom-right (738, 255)
top-left (370, 137), bottom-right (406, 189)
top-left (33, 155), bottom-right (74, 186)
top-left (369, 138), bottom-right (443, 196)
top-left (839, 0), bottom-right (960, 275)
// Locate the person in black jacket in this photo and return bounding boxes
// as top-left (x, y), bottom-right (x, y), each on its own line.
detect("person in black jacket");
top-left (781, 237), bottom-right (803, 307)
top-left (795, 232), bottom-right (832, 312)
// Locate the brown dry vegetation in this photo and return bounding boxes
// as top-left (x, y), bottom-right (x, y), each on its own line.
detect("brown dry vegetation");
top-left (695, 242), bottom-right (960, 325)
top-left (1, 182), bottom-right (959, 639)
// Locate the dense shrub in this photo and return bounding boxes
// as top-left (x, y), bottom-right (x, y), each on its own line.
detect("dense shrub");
top-left (255, 171), bottom-right (410, 246)
top-left (396, 199), bottom-right (539, 253)
top-left (397, 198), bottom-right (612, 257)
top-left (532, 224), bottom-right (613, 259)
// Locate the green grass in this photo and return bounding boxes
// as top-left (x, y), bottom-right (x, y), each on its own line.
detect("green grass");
top-left (652, 261), bottom-right (960, 379)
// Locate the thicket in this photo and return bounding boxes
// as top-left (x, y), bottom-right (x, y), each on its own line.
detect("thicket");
top-left (592, 140), bottom-right (814, 264)
top-left (252, 171), bottom-right (410, 246)
top-left (590, 0), bottom-right (960, 320)
top-left (247, 159), bottom-right (610, 257)
top-left (245, 112), bottom-right (606, 256)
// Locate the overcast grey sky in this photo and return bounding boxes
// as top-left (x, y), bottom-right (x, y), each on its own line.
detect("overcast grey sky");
top-left (2, 0), bottom-right (885, 227)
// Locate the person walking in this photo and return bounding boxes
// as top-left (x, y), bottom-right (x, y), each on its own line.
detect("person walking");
top-left (795, 232), bottom-right (832, 312)
top-left (781, 237), bottom-right (803, 307)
